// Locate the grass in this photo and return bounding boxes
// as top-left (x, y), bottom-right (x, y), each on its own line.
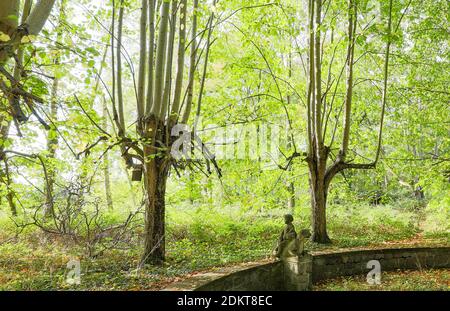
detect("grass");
top-left (313, 269), bottom-right (450, 291)
top-left (0, 202), bottom-right (448, 290)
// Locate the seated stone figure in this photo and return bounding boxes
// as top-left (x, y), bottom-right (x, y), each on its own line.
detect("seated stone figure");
top-left (274, 214), bottom-right (311, 258)
top-left (274, 214), bottom-right (297, 258)
top-left (294, 229), bottom-right (312, 256)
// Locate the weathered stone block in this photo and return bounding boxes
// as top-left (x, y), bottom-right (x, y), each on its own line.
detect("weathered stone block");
top-left (167, 247), bottom-right (450, 292)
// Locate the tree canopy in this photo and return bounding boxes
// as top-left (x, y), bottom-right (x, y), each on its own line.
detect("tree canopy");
top-left (0, 0), bottom-right (448, 290)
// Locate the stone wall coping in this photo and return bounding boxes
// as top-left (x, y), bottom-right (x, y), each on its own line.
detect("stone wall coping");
top-left (310, 246), bottom-right (449, 257)
top-left (162, 246), bottom-right (449, 291)
top-left (162, 259), bottom-right (278, 291)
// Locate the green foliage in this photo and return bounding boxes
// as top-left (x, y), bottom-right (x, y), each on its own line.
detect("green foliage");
top-left (0, 0), bottom-right (448, 291)
top-left (314, 269), bottom-right (450, 291)
top-left (1, 201), bottom-right (447, 290)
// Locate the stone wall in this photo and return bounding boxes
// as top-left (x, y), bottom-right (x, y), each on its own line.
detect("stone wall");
top-left (162, 246), bottom-right (450, 291)
top-left (312, 247), bottom-right (450, 283)
top-left (282, 255), bottom-right (312, 291)
top-left (194, 261), bottom-right (284, 291)
top-left (194, 256), bottom-right (314, 291)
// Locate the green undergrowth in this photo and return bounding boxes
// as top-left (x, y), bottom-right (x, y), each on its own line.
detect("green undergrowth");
top-left (0, 202), bottom-right (447, 290)
top-left (314, 269), bottom-right (450, 291)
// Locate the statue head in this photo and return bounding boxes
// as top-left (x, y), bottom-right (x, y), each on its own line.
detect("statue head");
top-left (283, 214), bottom-right (294, 224)
top-left (300, 229), bottom-right (311, 238)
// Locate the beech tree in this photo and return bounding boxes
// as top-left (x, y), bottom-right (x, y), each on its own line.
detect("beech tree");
top-left (109, 0), bottom-right (217, 264)
top-left (0, 0), bottom-right (56, 62)
top-left (304, 0), bottom-right (393, 242)
top-left (0, 0), bottom-right (56, 215)
top-left (0, 0), bottom-right (56, 136)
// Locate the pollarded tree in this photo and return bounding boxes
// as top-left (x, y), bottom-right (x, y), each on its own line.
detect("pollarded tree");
top-left (0, 0), bottom-right (56, 122)
top-left (304, 0), bottom-right (393, 242)
top-left (0, 0), bottom-right (56, 63)
top-left (0, 0), bottom-right (56, 215)
top-left (1, 0), bottom-right (56, 148)
top-left (0, 0), bottom-right (56, 145)
top-left (108, 0), bottom-right (217, 264)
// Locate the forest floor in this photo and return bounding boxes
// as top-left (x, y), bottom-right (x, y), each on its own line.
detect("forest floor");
top-left (0, 203), bottom-right (448, 290)
top-left (313, 269), bottom-right (450, 291)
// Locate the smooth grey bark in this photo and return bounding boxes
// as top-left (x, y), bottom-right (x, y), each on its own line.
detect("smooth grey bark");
top-left (286, 52), bottom-right (295, 212)
top-left (181, 0), bottom-right (198, 124)
top-left (145, 0), bottom-right (156, 116)
top-left (24, 0), bottom-right (56, 35)
top-left (306, 0), bottom-right (392, 243)
top-left (137, 0), bottom-right (148, 119)
top-left (170, 0), bottom-right (187, 123)
top-left (45, 0), bottom-right (66, 217)
top-left (160, 0), bottom-right (178, 120)
top-left (103, 98), bottom-right (113, 210)
top-left (44, 65), bottom-right (58, 216)
top-left (0, 0), bottom-right (56, 63)
top-left (151, 1), bottom-right (170, 118)
top-left (340, 0), bottom-right (356, 158)
top-left (116, 0), bottom-right (125, 135)
top-left (374, 0), bottom-right (392, 164)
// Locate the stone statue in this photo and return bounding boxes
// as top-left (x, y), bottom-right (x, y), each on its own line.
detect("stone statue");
top-left (274, 214), bottom-right (311, 258)
top-left (295, 229), bottom-right (311, 256)
top-left (274, 214), bottom-right (297, 258)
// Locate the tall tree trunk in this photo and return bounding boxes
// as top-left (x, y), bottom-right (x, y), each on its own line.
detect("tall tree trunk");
top-left (286, 127), bottom-right (295, 213)
top-left (103, 153), bottom-right (113, 210)
top-left (181, 0), bottom-right (199, 123)
top-left (103, 99), bottom-right (113, 210)
top-left (44, 61), bottom-right (59, 217)
top-left (304, 0), bottom-right (392, 243)
top-left (141, 121), bottom-right (170, 265)
top-left (142, 160), bottom-right (169, 264)
top-left (286, 52), bottom-right (295, 213)
top-left (2, 159), bottom-right (17, 216)
top-left (118, 0), bottom-right (211, 265)
top-left (310, 182), bottom-right (328, 243)
top-left (0, 121), bottom-right (15, 215)
top-left (307, 0), bottom-right (331, 243)
top-left (0, 0), bottom-right (33, 216)
top-left (44, 0), bottom-right (66, 217)
top-left (308, 150), bottom-right (331, 243)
